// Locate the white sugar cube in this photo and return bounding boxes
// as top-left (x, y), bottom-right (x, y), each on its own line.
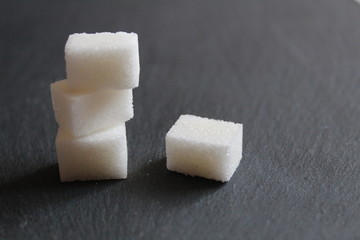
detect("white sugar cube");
top-left (51, 80), bottom-right (133, 137)
top-left (65, 32), bottom-right (139, 90)
top-left (166, 115), bottom-right (243, 182)
top-left (56, 124), bottom-right (127, 182)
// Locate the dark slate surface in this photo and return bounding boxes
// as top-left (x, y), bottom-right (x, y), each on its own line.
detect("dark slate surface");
top-left (1, 0), bottom-right (360, 239)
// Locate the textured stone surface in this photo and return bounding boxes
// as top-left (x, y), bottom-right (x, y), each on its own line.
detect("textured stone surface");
top-left (2, 0), bottom-right (360, 239)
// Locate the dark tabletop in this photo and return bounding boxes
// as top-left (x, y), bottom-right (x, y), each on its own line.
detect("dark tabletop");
top-left (2, 0), bottom-right (360, 239)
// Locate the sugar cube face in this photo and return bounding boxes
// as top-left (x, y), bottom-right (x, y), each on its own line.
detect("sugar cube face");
top-left (51, 80), bottom-right (133, 137)
top-left (65, 32), bottom-right (139, 90)
top-left (166, 115), bottom-right (243, 182)
top-left (56, 124), bottom-right (127, 182)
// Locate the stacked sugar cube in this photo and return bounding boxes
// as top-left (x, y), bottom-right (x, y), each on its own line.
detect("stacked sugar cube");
top-left (51, 32), bottom-right (139, 182)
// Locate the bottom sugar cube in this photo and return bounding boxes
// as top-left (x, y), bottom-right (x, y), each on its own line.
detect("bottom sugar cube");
top-left (56, 124), bottom-right (127, 182)
top-left (165, 115), bottom-right (243, 182)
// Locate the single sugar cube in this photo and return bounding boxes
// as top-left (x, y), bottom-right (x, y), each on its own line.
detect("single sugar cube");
top-left (51, 79), bottom-right (133, 137)
top-left (65, 31), bottom-right (139, 90)
top-left (165, 115), bottom-right (243, 182)
top-left (56, 124), bottom-right (128, 182)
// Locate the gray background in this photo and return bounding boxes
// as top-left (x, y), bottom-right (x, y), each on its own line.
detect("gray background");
top-left (1, 0), bottom-right (360, 239)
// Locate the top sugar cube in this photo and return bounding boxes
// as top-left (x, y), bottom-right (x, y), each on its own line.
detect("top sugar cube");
top-left (65, 32), bottom-right (140, 90)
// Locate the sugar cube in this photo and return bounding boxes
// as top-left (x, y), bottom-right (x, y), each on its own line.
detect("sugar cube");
top-left (56, 124), bottom-right (127, 182)
top-left (165, 115), bottom-right (243, 182)
top-left (51, 79), bottom-right (133, 137)
top-left (65, 32), bottom-right (139, 90)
